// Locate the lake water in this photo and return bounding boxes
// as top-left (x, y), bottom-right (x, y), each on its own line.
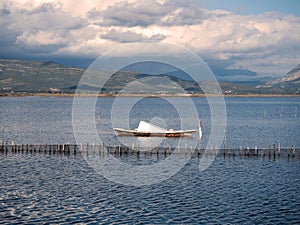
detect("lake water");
top-left (0, 96), bottom-right (299, 148)
top-left (1, 96), bottom-right (300, 224)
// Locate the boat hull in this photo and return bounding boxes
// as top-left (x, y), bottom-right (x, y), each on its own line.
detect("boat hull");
top-left (114, 128), bottom-right (196, 137)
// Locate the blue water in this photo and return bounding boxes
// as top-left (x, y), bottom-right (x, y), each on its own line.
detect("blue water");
top-left (0, 96), bottom-right (299, 148)
top-left (1, 153), bottom-right (300, 224)
top-left (1, 96), bottom-right (300, 224)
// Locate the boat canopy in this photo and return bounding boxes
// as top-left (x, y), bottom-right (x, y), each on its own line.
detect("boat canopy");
top-left (113, 120), bottom-right (199, 137)
top-left (136, 121), bottom-right (167, 133)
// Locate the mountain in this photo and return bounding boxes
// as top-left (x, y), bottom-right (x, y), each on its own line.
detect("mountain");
top-left (123, 61), bottom-right (260, 85)
top-left (266, 64), bottom-right (300, 85)
top-left (0, 59), bottom-right (298, 95)
top-left (264, 64), bottom-right (300, 94)
top-left (0, 59), bottom-right (84, 93)
top-left (0, 59), bottom-right (201, 94)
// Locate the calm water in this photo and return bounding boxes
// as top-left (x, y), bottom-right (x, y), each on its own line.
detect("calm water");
top-left (0, 96), bottom-right (299, 147)
top-left (1, 96), bottom-right (300, 224)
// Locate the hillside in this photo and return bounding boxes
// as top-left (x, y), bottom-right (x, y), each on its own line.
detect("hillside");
top-left (0, 59), bottom-right (84, 93)
top-left (0, 59), bottom-right (298, 95)
top-left (263, 64), bottom-right (300, 94)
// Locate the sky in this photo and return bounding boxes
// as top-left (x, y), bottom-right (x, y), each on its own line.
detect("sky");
top-left (1, 0), bottom-right (300, 78)
top-left (203, 0), bottom-right (300, 16)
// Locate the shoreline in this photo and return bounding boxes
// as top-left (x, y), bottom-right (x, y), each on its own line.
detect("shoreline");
top-left (1, 93), bottom-right (300, 98)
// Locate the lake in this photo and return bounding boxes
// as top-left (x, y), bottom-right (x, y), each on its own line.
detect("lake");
top-left (1, 96), bottom-right (300, 224)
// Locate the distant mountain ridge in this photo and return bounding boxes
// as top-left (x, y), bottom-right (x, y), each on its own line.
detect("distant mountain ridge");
top-left (0, 59), bottom-right (299, 95)
top-left (265, 64), bottom-right (300, 85)
top-left (0, 59), bottom-right (84, 93)
top-left (262, 64), bottom-right (300, 94)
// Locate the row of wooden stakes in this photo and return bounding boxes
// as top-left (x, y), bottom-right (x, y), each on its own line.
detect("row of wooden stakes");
top-left (0, 141), bottom-right (297, 158)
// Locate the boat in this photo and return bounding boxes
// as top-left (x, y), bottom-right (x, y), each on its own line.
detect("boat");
top-left (114, 121), bottom-right (201, 137)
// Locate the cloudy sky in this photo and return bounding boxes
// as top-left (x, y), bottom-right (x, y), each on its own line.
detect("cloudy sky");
top-left (1, 0), bottom-right (300, 78)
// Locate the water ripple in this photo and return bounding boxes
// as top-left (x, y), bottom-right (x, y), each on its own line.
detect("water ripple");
top-left (2, 162), bottom-right (299, 225)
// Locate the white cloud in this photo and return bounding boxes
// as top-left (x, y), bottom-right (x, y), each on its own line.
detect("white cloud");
top-left (1, 0), bottom-right (300, 76)
top-left (101, 29), bottom-right (165, 43)
top-left (16, 30), bottom-right (67, 53)
top-left (96, 0), bottom-right (174, 27)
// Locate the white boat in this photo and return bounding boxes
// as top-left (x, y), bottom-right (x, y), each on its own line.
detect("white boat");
top-left (114, 121), bottom-right (200, 137)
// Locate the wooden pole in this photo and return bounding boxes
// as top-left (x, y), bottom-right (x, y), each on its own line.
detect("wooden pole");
top-left (223, 134), bottom-right (226, 152)
top-left (254, 146), bottom-right (257, 156)
top-left (233, 144), bottom-right (236, 157)
top-left (247, 147), bottom-right (250, 157)
top-left (292, 145), bottom-right (295, 157)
